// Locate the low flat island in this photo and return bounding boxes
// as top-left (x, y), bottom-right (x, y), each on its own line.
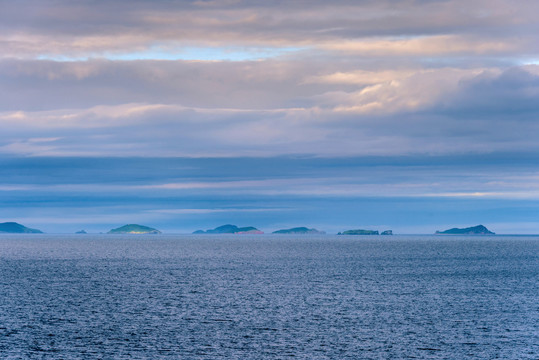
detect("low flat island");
top-left (107, 224), bottom-right (161, 234)
top-left (272, 227), bottom-right (325, 234)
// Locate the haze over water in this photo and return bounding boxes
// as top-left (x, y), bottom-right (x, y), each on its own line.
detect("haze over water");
top-left (1, 234), bottom-right (538, 359)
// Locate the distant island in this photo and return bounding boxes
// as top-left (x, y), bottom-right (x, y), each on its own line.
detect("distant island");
top-left (435, 225), bottom-right (494, 235)
top-left (337, 229), bottom-right (393, 235)
top-left (272, 227), bottom-right (325, 234)
top-left (338, 229), bottom-right (379, 235)
top-left (193, 224), bottom-right (263, 234)
top-left (0, 222), bottom-right (43, 233)
top-left (76, 230), bottom-right (87, 234)
top-left (107, 224), bottom-right (161, 234)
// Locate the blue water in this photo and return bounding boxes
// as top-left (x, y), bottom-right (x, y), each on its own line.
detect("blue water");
top-left (0, 235), bottom-right (538, 359)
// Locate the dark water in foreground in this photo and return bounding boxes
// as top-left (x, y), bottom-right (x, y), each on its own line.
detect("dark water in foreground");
top-left (0, 235), bottom-right (538, 359)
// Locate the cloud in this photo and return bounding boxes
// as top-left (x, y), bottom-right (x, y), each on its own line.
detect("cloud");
top-left (319, 35), bottom-right (520, 57)
top-left (1, 156), bottom-right (539, 200)
top-left (2, 63), bottom-right (538, 158)
top-left (0, 59), bottom-right (326, 111)
top-left (1, 0), bottom-right (538, 61)
top-left (321, 68), bottom-right (495, 114)
top-left (441, 65), bottom-right (539, 115)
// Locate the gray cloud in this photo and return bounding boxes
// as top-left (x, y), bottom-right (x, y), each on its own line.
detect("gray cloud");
top-left (1, 0), bottom-right (538, 60)
top-left (0, 59), bottom-right (337, 111)
top-left (1, 59), bottom-right (537, 157)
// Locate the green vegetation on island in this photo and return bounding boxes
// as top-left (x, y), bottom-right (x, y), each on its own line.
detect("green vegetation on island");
top-left (193, 224), bottom-right (263, 234)
top-left (338, 229), bottom-right (379, 235)
top-left (107, 224), bottom-right (161, 234)
top-left (272, 227), bottom-right (325, 234)
top-left (435, 225), bottom-right (494, 235)
top-left (0, 222), bottom-right (43, 233)
top-left (76, 230), bottom-right (87, 234)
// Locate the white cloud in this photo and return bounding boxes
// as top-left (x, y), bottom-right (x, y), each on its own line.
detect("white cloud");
top-left (319, 35), bottom-right (519, 56)
top-left (322, 68), bottom-right (499, 114)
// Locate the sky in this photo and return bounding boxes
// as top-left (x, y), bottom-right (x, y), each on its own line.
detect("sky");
top-left (1, 0), bottom-right (539, 234)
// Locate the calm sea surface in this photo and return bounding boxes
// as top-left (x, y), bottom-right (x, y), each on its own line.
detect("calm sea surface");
top-left (0, 234), bottom-right (538, 359)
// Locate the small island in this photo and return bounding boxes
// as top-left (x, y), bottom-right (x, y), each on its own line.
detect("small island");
top-left (272, 227), bottom-right (325, 234)
top-left (381, 230), bottom-right (393, 235)
top-left (107, 224), bottom-right (161, 234)
top-left (338, 229), bottom-right (379, 235)
top-left (75, 230), bottom-right (87, 234)
top-left (193, 224), bottom-right (263, 234)
top-left (435, 224), bottom-right (494, 235)
top-left (0, 222), bottom-right (43, 233)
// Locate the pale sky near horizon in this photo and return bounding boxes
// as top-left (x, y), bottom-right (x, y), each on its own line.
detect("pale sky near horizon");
top-left (1, 0), bottom-right (539, 234)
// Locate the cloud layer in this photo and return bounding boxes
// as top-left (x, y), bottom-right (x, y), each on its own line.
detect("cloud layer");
top-left (1, 60), bottom-right (538, 157)
top-left (2, 0), bottom-right (539, 59)
top-left (1, 0), bottom-right (539, 158)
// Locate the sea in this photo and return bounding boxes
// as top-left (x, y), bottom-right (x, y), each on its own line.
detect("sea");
top-left (0, 234), bottom-right (538, 359)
